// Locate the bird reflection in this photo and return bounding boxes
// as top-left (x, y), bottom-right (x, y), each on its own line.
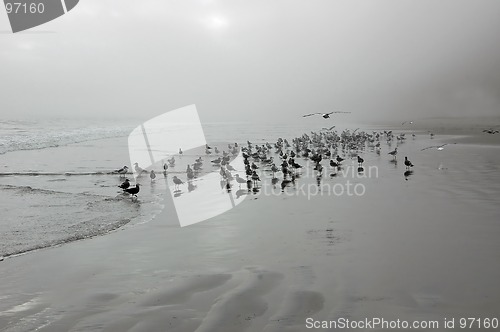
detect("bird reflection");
top-left (404, 170), bottom-right (414, 181)
top-left (235, 189), bottom-right (247, 199)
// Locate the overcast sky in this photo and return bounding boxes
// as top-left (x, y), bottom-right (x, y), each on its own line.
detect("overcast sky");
top-left (1, 0), bottom-right (499, 123)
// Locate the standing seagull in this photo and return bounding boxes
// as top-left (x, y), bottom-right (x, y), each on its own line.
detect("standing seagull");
top-left (150, 170), bottom-right (156, 182)
top-left (134, 163), bottom-right (147, 175)
top-left (251, 171), bottom-right (261, 187)
top-left (234, 174), bottom-right (247, 188)
top-left (302, 111), bottom-right (351, 119)
top-left (388, 147), bottom-right (398, 160)
top-left (357, 155), bottom-right (364, 166)
top-left (172, 176), bottom-right (184, 190)
top-left (124, 184), bottom-right (140, 198)
top-left (404, 156), bottom-right (414, 170)
top-left (118, 178), bottom-right (130, 190)
top-left (115, 166), bottom-right (128, 177)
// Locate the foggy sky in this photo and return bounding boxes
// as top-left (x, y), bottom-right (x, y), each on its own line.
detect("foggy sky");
top-left (1, 0), bottom-right (500, 123)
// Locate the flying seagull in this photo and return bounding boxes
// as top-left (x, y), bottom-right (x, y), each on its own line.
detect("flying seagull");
top-left (303, 111), bottom-right (350, 119)
top-left (172, 175), bottom-right (184, 190)
top-left (401, 121), bottom-right (414, 125)
top-left (321, 126), bottom-right (336, 131)
top-left (421, 143), bottom-right (457, 151)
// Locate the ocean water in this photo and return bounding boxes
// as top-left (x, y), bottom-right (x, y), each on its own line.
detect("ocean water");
top-left (0, 119), bottom-right (147, 257)
top-left (0, 118), bottom-right (330, 257)
top-left (1, 118), bottom-right (499, 259)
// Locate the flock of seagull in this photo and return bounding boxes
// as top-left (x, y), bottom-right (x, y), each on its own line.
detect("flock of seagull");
top-left (113, 131), bottom-right (421, 199)
top-left (113, 115), bottom-right (499, 200)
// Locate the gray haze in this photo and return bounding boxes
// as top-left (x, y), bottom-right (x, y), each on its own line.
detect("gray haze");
top-left (1, 0), bottom-right (500, 123)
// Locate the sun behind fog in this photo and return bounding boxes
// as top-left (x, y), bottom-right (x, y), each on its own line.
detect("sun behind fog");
top-left (206, 15), bottom-right (228, 29)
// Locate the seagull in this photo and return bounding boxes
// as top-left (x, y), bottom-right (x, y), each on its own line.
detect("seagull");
top-left (302, 111), bottom-right (350, 119)
top-left (118, 178), bottom-right (130, 190)
top-left (124, 184), bottom-right (140, 198)
top-left (172, 176), bottom-right (184, 190)
top-left (150, 170), bottom-right (156, 182)
top-left (251, 171), bottom-right (261, 186)
top-left (401, 121), bottom-right (414, 125)
top-left (134, 163), bottom-right (147, 175)
top-left (388, 147), bottom-right (398, 159)
top-left (483, 129), bottom-right (499, 134)
top-left (234, 174), bottom-right (247, 187)
top-left (404, 156), bottom-right (414, 169)
top-left (115, 166), bottom-right (128, 177)
top-left (270, 163), bottom-right (279, 178)
top-left (321, 126), bottom-right (336, 131)
top-left (178, 148), bottom-right (183, 155)
top-left (357, 155), bottom-right (364, 166)
top-left (421, 143), bottom-right (456, 151)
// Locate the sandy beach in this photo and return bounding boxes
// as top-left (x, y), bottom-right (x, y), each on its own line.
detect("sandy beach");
top-left (3, 0), bottom-right (500, 330)
top-left (1, 122), bottom-right (499, 332)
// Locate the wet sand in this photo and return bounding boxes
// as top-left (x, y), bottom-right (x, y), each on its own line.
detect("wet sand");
top-left (1, 130), bottom-right (499, 331)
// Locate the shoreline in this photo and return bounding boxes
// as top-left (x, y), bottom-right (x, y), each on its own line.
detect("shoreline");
top-left (1, 125), bottom-right (500, 331)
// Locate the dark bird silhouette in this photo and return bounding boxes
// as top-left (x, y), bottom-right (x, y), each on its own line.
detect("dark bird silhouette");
top-left (404, 156), bottom-right (414, 170)
top-left (124, 184), bottom-right (140, 197)
top-left (118, 178), bottom-right (130, 190)
top-left (357, 155), bottom-right (364, 166)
